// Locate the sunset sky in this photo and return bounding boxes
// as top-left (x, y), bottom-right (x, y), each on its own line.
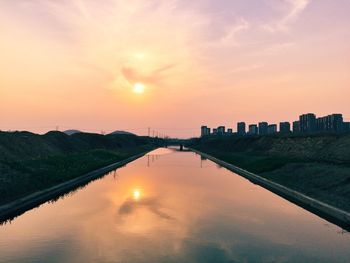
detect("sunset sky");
top-left (1, 0), bottom-right (349, 137)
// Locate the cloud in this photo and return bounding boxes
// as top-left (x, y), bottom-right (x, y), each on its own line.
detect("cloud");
top-left (262, 0), bottom-right (311, 33)
top-left (121, 63), bottom-right (177, 87)
top-left (218, 17), bottom-right (250, 46)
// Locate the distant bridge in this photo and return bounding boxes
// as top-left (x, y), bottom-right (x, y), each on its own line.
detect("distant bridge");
top-left (152, 138), bottom-right (192, 151)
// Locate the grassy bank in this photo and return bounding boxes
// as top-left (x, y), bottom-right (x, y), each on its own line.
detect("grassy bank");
top-left (0, 131), bottom-right (155, 205)
top-left (190, 134), bottom-right (350, 212)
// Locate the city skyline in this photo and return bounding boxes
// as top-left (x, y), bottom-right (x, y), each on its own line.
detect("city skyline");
top-left (1, 1), bottom-right (349, 137)
top-left (201, 112), bottom-right (350, 137)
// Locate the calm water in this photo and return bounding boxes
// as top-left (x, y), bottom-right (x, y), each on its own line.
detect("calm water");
top-left (1, 148), bottom-right (350, 263)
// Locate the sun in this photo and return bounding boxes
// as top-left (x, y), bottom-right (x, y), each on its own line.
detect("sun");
top-left (133, 83), bottom-right (145, 94)
top-left (133, 189), bottom-right (141, 200)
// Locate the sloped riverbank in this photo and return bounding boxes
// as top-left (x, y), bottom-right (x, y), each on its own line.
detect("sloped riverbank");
top-left (0, 131), bottom-right (155, 205)
top-left (189, 133), bottom-right (350, 214)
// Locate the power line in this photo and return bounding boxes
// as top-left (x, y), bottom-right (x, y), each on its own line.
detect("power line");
top-left (151, 127), bottom-right (199, 131)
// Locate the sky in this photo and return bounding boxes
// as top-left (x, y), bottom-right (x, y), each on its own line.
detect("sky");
top-left (0, 0), bottom-right (349, 137)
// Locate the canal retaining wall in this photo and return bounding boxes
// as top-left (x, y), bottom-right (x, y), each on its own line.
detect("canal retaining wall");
top-left (190, 148), bottom-right (350, 230)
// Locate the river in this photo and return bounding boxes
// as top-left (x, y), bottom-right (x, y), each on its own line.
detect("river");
top-left (0, 148), bottom-right (349, 262)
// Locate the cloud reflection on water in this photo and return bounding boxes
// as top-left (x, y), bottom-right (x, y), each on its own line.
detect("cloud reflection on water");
top-left (118, 196), bottom-right (174, 221)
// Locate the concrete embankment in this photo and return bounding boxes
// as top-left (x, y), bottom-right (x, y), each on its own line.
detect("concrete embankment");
top-left (0, 151), bottom-right (150, 222)
top-left (190, 148), bottom-right (350, 230)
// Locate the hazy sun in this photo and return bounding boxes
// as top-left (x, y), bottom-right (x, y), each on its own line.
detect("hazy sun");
top-left (133, 83), bottom-right (145, 94)
top-left (133, 189), bottom-right (141, 200)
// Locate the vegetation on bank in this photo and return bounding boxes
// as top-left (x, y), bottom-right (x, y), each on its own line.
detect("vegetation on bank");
top-left (0, 131), bottom-right (156, 205)
top-left (195, 150), bottom-right (300, 174)
top-left (189, 133), bottom-right (350, 212)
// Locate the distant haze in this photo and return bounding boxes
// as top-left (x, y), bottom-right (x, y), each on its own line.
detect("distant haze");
top-left (0, 1), bottom-right (349, 137)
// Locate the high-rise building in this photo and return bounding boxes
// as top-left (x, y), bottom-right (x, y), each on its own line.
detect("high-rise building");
top-left (217, 126), bottom-right (225, 135)
top-left (248, 124), bottom-right (258, 135)
top-left (299, 113), bottom-right (316, 133)
top-left (344, 122), bottom-right (350, 132)
top-left (316, 117), bottom-right (324, 131)
top-left (200, 126), bottom-right (210, 137)
top-left (280, 122), bottom-right (291, 133)
top-left (293, 121), bottom-right (300, 133)
top-left (316, 114), bottom-right (343, 133)
top-left (331, 114), bottom-right (344, 133)
top-left (212, 128), bottom-right (218, 135)
top-left (267, 124), bottom-right (277, 134)
top-left (227, 128), bottom-right (233, 134)
top-left (237, 122), bottom-right (246, 135)
top-left (258, 122), bottom-right (268, 135)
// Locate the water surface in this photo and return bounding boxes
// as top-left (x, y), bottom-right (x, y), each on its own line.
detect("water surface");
top-left (0, 148), bottom-right (349, 262)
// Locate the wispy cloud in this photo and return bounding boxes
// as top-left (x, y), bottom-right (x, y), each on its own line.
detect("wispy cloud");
top-left (217, 17), bottom-right (250, 46)
top-left (121, 63), bottom-right (177, 87)
top-left (262, 0), bottom-right (311, 33)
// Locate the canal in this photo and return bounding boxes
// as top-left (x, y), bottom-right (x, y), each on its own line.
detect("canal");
top-left (0, 148), bottom-right (350, 262)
